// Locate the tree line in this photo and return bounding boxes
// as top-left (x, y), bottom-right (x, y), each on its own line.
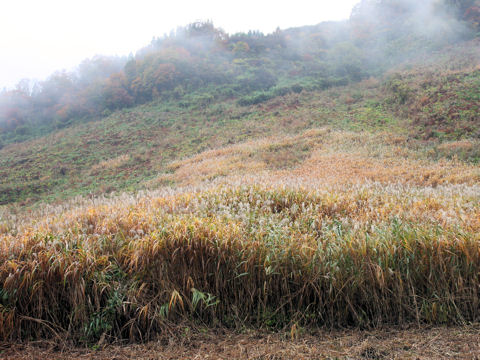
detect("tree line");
top-left (1, 0), bottom-right (478, 146)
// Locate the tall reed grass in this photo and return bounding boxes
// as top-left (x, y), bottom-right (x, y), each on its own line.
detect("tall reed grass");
top-left (1, 181), bottom-right (479, 342)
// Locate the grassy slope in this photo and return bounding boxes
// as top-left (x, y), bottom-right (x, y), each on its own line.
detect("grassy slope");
top-left (0, 79), bottom-right (394, 205)
top-left (0, 41), bottom-right (479, 345)
top-left (1, 41), bottom-right (479, 207)
top-left (1, 148), bottom-right (479, 342)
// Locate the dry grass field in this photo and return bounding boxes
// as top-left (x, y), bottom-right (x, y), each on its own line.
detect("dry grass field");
top-left (1, 40), bottom-right (479, 358)
top-left (1, 128), bottom-right (479, 360)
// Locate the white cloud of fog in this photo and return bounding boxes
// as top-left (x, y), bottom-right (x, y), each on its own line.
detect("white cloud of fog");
top-left (0, 0), bottom-right (359, 89)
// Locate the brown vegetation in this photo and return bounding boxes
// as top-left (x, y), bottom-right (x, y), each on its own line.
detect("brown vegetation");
top-left (2, 326), bottom-right (480, 359)
top-left (1, 128), bottom-right (479, 344)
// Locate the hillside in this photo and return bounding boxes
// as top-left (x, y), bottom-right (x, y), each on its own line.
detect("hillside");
top-left (1, 0), bottom-right (480, 356)
top-left (1, 38), bottom-right (479, 206)
top-left (1, 0), bottom-right (479, 147)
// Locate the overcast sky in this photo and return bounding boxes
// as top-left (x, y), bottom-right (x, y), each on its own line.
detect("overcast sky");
top-left (0, 0), bottom-right (359, 89)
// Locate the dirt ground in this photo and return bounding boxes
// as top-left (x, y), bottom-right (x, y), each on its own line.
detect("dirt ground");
top-left (1, 326), bottom-right (479, 359)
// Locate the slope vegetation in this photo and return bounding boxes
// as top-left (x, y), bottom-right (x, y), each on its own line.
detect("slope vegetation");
top-left (1, 120), bottom-right (480, 342)
top-left (1, 40), bottom-right (479, 206)
top-left (1, 0), bottom-right (480, 348)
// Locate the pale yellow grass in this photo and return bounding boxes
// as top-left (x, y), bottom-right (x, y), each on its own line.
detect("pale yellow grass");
top-left (152, 128), bottom-right (479, 188)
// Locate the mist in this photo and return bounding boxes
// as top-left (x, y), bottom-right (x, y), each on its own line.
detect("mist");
top-left (0, 0), bottom-right (360, 90)
top-left (0, 0), bottom-right (479, 147)
top-left (349, 0), bottom-right (477, 66)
